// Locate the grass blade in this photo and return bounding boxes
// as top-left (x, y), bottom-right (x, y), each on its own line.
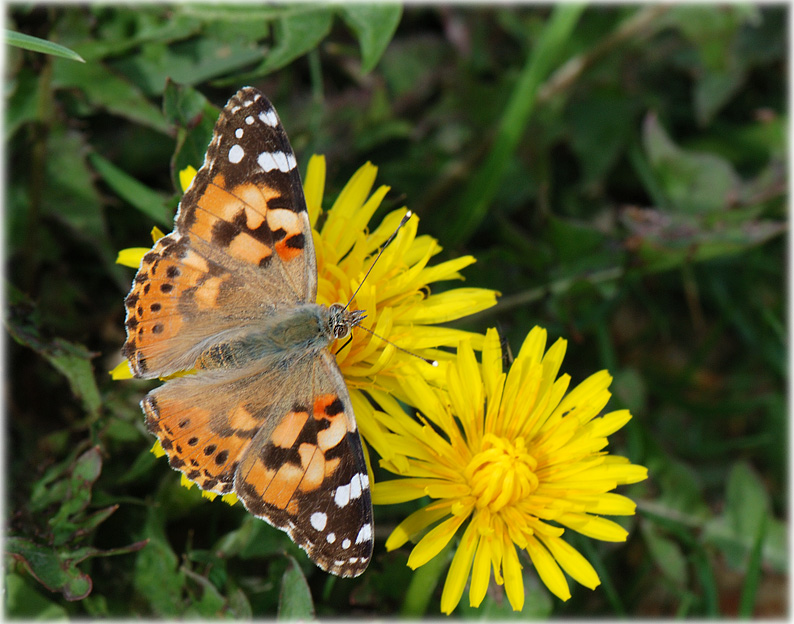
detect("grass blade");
top-left (738, 514), bottom-right (767, 617)
top-left (6, 30), bottom-right (85, 62)
top-left (447, 4), bottom-right (585, 247)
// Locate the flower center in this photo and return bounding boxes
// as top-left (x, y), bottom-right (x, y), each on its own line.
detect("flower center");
top-left (464, 434), bottom-right (539, 512)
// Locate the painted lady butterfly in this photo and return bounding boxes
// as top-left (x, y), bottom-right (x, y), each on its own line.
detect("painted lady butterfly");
top-left (123, 87), bottom-right (373, 577)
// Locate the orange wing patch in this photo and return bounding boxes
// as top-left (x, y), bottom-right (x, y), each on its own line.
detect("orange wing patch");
top-left (271, 409), bottom-right (310, 448)
top-left (313, 394), bottom-right (349, 453)
top-left (226, 232), bottom-right (273, 267)
top-left (297, 443), bottom-right (326, 492)
top-left (233, 181), bottom-right (282, 217)
top-left (123, 238), bottom-right (211, 375)
top-left (144, 392), bottom-right (252, 495)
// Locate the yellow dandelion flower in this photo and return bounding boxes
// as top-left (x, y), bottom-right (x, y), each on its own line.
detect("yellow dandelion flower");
top-left (370, 327), bottom-right (648, 614)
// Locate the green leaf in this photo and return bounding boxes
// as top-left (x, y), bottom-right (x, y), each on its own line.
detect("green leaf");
top-left (621, 206), bottom-right (786, 273)
top-left (7, 450), bottom-right (146, 609)
top-left (48, 448), bottom-right (103, 533)
top-left (228, 587), bottom-right (254, 618)
top-left (6, 288), bottom-right (102, 421)
top-left (5, 572), bottom-right (69, 619)
top-left (175, 4), bottom-right (286, 22)
top-left (277, 556), bottom-right (315, 620)
top-left (72, 12), bottom-right (202, 62)
top-left (51, 58), bottom-right (170, 134)
top-left (162, 80), bottom-right (209, 127)
top-left (642, 112), bottom-right (741, 214)
top-left (171, 114), bottom-right (218, 192)
top-left (694, 67), bottom-right (746, 126)
top-left (702, 462), bottom-right (786, 572)
top-left (6, 537), bottom-right (93, 601)
top-left (725, 462), bottom-right (769, 537)
top-left (34, 125), bottom-right (129, 288)
top-left (401, 539), bottom-right (453, 617)
top-left (641, 523), bottom-right (689, 587)
top-left (223, 8), bottom-right (333, 84)
top-left (692, 548), bottom-right (719, 616)
top-left (42, 127), bottom-right (104, 233)
top-left (652, 456), bottom-right (710, 521)
top-left (109, 37), bottom-right (265, 96)
top-left (667, 5), bottom-right (759, 71)
top-left (340, 4), bottom-right (402, 73)
top-left (161, 81), bottom-right (217, 191)
top-left (6, 29), bottom-right (85, 62)
top-left (89, 153), bottom-right (172, 226)
top-left (133, 507), bottom-right (187, 616)
top-left (182, 567), bottom-right (228, 617)
top-left (215, 515), bottom-right (299, 563)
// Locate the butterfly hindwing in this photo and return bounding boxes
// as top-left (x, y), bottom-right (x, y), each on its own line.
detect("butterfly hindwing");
top-left (142, 345), bottom-right (373, 577)
top-left (235, 350), bottom-right (373, 577)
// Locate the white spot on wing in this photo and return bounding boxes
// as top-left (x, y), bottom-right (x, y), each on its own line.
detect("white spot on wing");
top-left (342, 538), bottom-right (351, 550)
top-left (326, 532), bottom-right (336, 544)
top-left (334, 483), bottom-right (351, 508)
top-left (245, 115), bottom-right (255, 125)
top-left (228, 144), bottom-right (245, 164)
top-left (235, 128), bottom-right (243, 138)
top-left (356, 523), bottom-right (372, 544)
top-left (257, 150), bottom-right (293, 172)
top-left (310, 512), bottom-right (327, 531)
top-left (334, 473), bottom-right (368, 508)
top-left (259, 109), bottom-right (279, 127)
top-left (350, 474), bottom-right (362, 500)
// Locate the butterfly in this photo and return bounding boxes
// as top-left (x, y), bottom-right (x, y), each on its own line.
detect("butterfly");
top-left (122, 87), bottom-right (373, 577)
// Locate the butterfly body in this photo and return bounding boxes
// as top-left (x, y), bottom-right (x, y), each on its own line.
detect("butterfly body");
top-left (194, 304), bottom-right (361, 370)
top-left (123, 87), bottom-right (373, 577)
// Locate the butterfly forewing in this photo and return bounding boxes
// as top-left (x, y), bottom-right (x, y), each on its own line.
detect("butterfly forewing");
top-left (179, 88), bottom-right (317, 303)
top-left (124, 87), bottom-right (373, 578)
top-left (123, 88), bottom-right (315, 379)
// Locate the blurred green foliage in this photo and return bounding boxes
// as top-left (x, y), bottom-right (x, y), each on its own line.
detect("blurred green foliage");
top-left (5, 4), bottom-right (786, 618)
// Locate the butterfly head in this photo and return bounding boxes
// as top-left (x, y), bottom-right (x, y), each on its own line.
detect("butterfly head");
top-left (327, 303), bottom-right (366, 341)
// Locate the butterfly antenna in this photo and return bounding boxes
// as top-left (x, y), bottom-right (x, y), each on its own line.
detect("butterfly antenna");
top-left (357, 324), bottom-right (438, 367)
top-left (340, 210), bottom-right (436, 367)
top-left (344, 210), bottom-right (413, 311)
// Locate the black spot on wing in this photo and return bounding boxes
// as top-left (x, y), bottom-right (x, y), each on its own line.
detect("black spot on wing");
top-left (261, 443), bottom-right (301, 470)
top-left (325, 397), bottom-right (345, 416)
top-left (285, 233), bottom-right (305, 249)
